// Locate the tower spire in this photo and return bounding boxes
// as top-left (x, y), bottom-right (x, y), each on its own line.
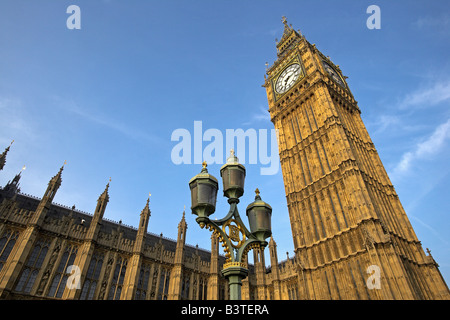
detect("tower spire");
top-left (138, 193), bottom-right (151, 232)
top-left (29, 162), bottom-right (66, 227)
top-left (48, 160), bottom-right (66, 190)
top-left (275, 16), bottom-right (302, 59)
top-left (0, 140), bottom-right (14, 171)
top-left (167, 205), bottom-right (188, 300)
top-left (93, 177), bottom-right (111, 222)
top-left (98, 177), bottom-right (111, 202)
top-left (3, 165), bottom-right (25, 197)
top-left (121, 193), bottom-right (151, 299)
top-left (141, 192), bottom-right (151, 215)
top-left (46, 161), bottom-right (66, 198)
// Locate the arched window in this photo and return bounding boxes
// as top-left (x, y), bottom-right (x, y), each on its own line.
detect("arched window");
top-left (80, 252), bottom-right (104, 300)
top-left (14, 239), bottom-right (49, 294)
top-left (181, 273), bottom-right (190, 300)
top-left (157, 268), bottom-right (170, 300)
top-left (199, 277), bottom-right (208, 300)
top-left (0, 229), bottom-right (19, 272)
top-left (219, 284), bottom-right (226, 300)
top-left (48, 244), bottom-right (78, 298)
top-left (135, 263), bottom-right (151, 300)
top-left (108, 257), bottom-right (127, 300)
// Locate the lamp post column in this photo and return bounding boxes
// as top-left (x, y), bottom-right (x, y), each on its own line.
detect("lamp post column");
top-left (222, 266), bottom-right (248, 300)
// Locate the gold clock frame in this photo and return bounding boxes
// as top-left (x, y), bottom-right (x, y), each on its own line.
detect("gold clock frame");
top-left (271, 55), bottom-right (305, 101)
top-left (321, 60), bottom-right (346, 88)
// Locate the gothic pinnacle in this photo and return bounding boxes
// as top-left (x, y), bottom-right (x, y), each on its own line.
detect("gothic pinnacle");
top-left (99, 177), bottom-right (110, 202)
top-left (141, 193), bottom-right (151, 216)
top-left (0, 140), bottom-right (14, 171)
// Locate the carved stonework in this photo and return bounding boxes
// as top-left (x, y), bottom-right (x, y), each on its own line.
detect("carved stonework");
top-left (36, 238), bottom-right (61, 296)
top-left (98, 257), bottom-right (114, 300)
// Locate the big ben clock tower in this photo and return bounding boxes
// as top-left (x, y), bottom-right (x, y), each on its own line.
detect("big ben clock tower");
top-left (263, 17), bottom-right (450, 299)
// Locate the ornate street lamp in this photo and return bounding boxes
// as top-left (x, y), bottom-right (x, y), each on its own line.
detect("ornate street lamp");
top-left (189, 150), bottom-right (272, 300)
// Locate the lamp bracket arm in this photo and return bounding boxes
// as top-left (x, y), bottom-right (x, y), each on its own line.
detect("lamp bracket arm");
top-left (215, 202), bottom-right (252, 238)
top-left (236, 238), bottom-right (262, 263)
top-left (204, 219), bottom-right (236, 262)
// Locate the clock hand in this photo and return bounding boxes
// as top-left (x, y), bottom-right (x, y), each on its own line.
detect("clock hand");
top-left (284, 75), bottom-right (291, 84)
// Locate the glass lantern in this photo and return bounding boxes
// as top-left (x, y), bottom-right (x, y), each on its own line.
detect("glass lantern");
top-left (220, 149), bottom-right (246, 201)
top-left (246, 189), bottom-right (272, 242)
top-left (189, 161), bottom-right (218, 225)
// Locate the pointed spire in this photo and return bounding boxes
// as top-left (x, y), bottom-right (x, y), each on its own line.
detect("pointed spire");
top-left (49, 160), bottom-right (66, 187)
top-left (178, 205), bottom-right (187, 230)
top-left (176, 205), bottom-right (187, 247)
top-left (98, 177), bottom-right (111, 202)
top-left (135, 193), bottom-right (151, 245)
top-left (31, 161), bottom-right (66, 226)
top-left (42, 160), bottom-right (66, 200)
top-left (12, 165), bottom-right (25, 185)
top-left (0, 140), bottom-right (14, 171)
top-left (276, 16), bottom-right (302, 58)
top-left (269, 235), bottom-right (276, 246)
top-left (92, 177), bottom-right (110, 222)
top-left (279, 16), bottom-right (293, 41)
top-left (141, 193), bottom-right (151, 217)
top-left (4, 164), bottom-right (24, 197)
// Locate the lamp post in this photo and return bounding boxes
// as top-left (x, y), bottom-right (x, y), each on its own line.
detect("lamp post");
top-left (189, 150), bottom-right (272, 300)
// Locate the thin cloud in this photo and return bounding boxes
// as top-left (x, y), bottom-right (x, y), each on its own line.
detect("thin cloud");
top-left (410, 214), bottom-right (450, 247)
top-left (52, 97), bottom-right (164, 145)
top-left (393, 118), bottom-right (450, 175)
top-left (369, 79), bottom-right (450, 136)
top-left (368, 114), bottom-right (401, 135)
top-left (0, 96), bottom-right (41, 144)
top-left (413, 14), bottom-right (450, 33)
top-left (398, 81), bottom-right (450, 110)
top-left (242, 105), bottom-right (270, 126)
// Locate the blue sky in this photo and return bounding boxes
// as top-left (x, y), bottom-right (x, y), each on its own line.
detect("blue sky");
top-left (1, 0), bottom-right (450, 285)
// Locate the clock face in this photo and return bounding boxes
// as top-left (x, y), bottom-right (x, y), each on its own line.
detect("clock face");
top-left (323, 62), bottom-right (344, 86)
top-left (275, 63), bottom-right (302, 94)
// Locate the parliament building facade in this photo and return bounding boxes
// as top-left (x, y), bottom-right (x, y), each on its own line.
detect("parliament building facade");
top-left (0, 18), bottom-right (449, 300)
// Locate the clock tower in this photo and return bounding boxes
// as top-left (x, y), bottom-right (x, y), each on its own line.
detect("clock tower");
top-left (263, 17), bottom-right (450, 299)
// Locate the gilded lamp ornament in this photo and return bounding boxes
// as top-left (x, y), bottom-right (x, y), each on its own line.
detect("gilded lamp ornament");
top-left (188, 150), bottom-right (272, 300)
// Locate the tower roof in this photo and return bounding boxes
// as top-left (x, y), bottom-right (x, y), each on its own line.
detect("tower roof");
top-left (277, 17), bottom-right (294, 46)
top-left (276, 16), bottom-right (302, 58)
